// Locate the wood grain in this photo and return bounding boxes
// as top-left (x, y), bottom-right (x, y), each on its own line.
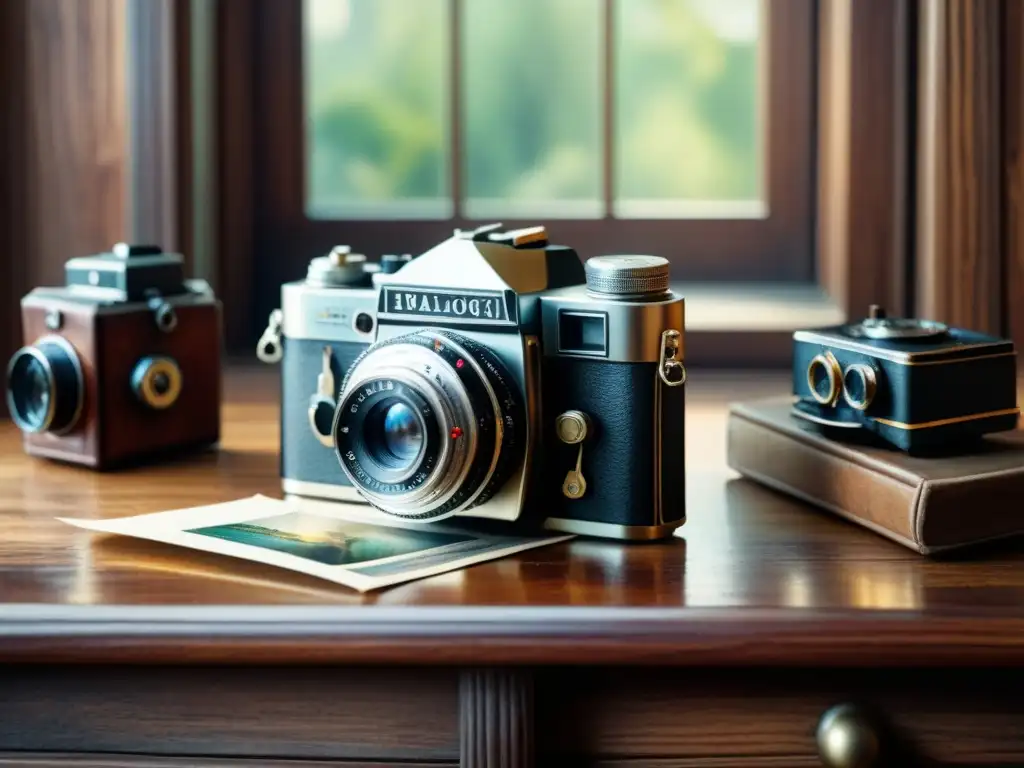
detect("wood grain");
top-left (2, 369), bottom-right (1024, 666)
top-left (461, 669), bottom-right (534, 768)
top-left (0, 0), bottom-right (30, 395)
top-left (0, 759), bottom-right (450, 768)
top-left (215, 0), bottom-right (256, 351)
top-left (96, 301), bottom-right (221, 467)
top-left (19, 301), bottom-right (101, 466)
top-left (0, 0), bottom-right (130, 413)
top-left (126, 0), bottom-right (186, 260)
top-left (538, 667), bottom-right (1024, 765)
top-left (0, 666), bottom-right (458, 762)
top-left (817, 0), bottom-right (909, 319)
top-left (916, 0), bottom-right (1003, 332)
top-left (1007, 0), bottom-right (1024, 348)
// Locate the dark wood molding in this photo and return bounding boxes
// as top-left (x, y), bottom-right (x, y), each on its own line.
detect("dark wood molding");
top-left (0, 0), bottom-right (30, 405)
top-left (916, 0), bottom-right (1003, 333)
top-left (215, 0), bottom-right (256, 351)
top-left (0, 758), bottom-right (450, 768)
top-left (1007, 0), bottom-right (1024, 348)
top-left (816, 0), bottom-right (910, 319)
top-left (460, 669), bottom-right (534, 768)
top-left (125, 0), bottom-right (189, 265)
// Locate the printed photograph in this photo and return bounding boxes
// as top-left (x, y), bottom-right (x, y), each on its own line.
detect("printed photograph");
top-left (187, 511), bottom-right (475, 567)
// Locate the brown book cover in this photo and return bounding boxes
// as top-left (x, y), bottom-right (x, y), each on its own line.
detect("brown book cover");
top-left (727, 397), bottom-right (1024, 555)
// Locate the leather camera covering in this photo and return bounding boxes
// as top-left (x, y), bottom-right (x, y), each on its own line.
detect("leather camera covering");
top-left (727, 397), bottom-right (1024, 555)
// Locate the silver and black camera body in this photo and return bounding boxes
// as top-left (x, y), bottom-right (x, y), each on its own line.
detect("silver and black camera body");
top-left (269, 223), bottom-right (687, 541)
top-left (258, 247), bottom-right (413, 497)
top-left (792, 305), bottom-right (1019, 453)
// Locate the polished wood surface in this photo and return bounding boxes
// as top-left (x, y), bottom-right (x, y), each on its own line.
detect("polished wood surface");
top-left (4, 367), bottom-right (1024, 666)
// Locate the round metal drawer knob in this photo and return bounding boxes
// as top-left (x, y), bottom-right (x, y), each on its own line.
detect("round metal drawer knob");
top-left (816, 704), bottom-right (880, 768)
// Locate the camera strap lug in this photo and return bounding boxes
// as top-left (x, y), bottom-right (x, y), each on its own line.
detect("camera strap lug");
top-left (658, 330), bottom-right (686, 387)
top-left (257, 309), bottom-right (284, 364)
top-left (307, 345), bottom-right (337, 448)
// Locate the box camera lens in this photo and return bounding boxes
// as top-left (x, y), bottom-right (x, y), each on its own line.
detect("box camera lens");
top-left (6, 337), bottom-right (84, 435)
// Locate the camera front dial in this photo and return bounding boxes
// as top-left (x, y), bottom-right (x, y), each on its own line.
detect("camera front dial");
top-left (131, 356), bottom-right (183, 410)
top-left (5, 336), bottom-right (85, 434)
top-left (333, 329), bottom-right (525, 521)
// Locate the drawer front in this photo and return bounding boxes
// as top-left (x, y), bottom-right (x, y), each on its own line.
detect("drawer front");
top-left (0, 667), bottom-right (458, 763)
top-left (538, 668), bottom-right (1024, 766)
top-left (0, 758), bottom-right (453, 768)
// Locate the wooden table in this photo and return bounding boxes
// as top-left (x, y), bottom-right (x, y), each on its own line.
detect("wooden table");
top-left (3, 368), bottom-right (1024, 768)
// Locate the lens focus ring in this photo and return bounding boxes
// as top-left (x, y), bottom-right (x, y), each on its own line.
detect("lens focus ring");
top-left (842, 364), bottom-right (877, 411)
top-left (132, 356), bottom-right (183, 410)
top-left (807, 351), bottom-right (842, 407)
top-left (333, 329), bottom-right (525, 521)
top-left (5, 336), bottom-right (84, 435)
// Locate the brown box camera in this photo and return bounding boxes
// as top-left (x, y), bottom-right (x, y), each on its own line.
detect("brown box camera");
top-left (5, 243), bottom-right (222, 469)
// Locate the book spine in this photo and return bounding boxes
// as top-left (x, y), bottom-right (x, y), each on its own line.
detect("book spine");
top-left (726, 411), bottom-right (924, 553)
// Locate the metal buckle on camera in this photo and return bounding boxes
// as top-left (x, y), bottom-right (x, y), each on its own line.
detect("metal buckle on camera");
top-left (257, 309), bottom-right (284, 364)
top-left (658, 330), bottom-right (686, 387)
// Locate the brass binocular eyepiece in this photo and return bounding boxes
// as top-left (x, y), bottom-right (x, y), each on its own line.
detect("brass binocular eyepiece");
top-left (807, 352), bottom-right (877, 411)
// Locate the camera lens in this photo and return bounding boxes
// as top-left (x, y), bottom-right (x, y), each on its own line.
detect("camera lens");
top-left (9, 356), bottom-right (49, 429)
top-left (5, 337), bottom-right (84, 434)
top-left (334, 329), bottom-right (526, 521)
top-left (153, 372), bottom-right (171, 396)
top-left (842, 364), bottom-right (877, 411)
top-left (807, 352), bottom-right (842, 407)
top-left (131, 356), bottom-right (182, 410)
top-left (364, 400), bottom-right (424, 470)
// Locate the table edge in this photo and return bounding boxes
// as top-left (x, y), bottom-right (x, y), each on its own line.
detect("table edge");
top-left (2, 604), bottom-right (1023, 666)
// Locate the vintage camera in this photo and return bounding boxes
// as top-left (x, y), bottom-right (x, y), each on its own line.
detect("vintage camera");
top-left (5, 243), bottom-right (222, 468)
top-left (261, 224), bottom-right (687, 540)
top-left (792, 305), bottom-right (1019, 453)
top-left (257, 246), bottom-right (413, 497)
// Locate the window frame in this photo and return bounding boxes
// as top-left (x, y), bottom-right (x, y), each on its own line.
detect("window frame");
top-left (212, 0), bottom-right (912, 365)
top-left (248, 0), bottom-right (812, 295)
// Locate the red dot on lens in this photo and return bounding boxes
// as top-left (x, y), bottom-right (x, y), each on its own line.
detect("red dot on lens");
top-left (450, 427), bottom-right (463, 439)
top-left (456, 359), bottom-right (465, 369)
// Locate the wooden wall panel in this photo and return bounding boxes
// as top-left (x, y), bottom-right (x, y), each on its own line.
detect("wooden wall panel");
top-left (0, 0), bottom-right (130, 417)
top-left (1007, 0), bottom-right (1024, 348)
top-left (23, 0), bottom-right (130, 287)
top-left (916, 0), bottom-right (1003, 333)
top-left (817, 0), bottom-right (909, 319)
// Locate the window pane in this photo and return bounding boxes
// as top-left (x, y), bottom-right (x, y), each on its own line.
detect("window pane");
top-left (614, 0), bottom-right (763, 218)
top-left (304, 0), bottom-right (451, 219)
top-left (462, 0), bottom-right (602, 219)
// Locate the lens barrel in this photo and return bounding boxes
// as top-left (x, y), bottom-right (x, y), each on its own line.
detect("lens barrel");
top-left (5, 336), bottom-right (84, 434)
top-left (333, 329), bottom-right (525, 521)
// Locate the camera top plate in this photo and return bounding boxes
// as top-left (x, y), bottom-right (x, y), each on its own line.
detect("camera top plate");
top-left (844, 316), bottom-right (950, 341)
top-left (64, 242), bottom-right (187, 302)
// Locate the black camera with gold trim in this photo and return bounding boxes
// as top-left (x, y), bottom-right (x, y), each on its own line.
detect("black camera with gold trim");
top-left (792, 305), bottom-right (1019, 453)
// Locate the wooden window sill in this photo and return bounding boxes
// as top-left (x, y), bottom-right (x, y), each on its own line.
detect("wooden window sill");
top-left (674, 282), bottom-right (845, 367)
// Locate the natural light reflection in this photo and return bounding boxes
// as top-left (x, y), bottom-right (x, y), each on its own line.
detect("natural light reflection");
top-left (304, 0), bottom-right (763, 220)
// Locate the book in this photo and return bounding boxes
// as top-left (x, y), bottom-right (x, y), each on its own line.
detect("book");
top-left (727, 397), bottom-right (1024, 555)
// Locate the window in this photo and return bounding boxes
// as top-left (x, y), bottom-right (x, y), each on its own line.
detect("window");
top-left (305, 0), bottom-right (765, 222)
top-left (247, 0), bottom-right (813, 322)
